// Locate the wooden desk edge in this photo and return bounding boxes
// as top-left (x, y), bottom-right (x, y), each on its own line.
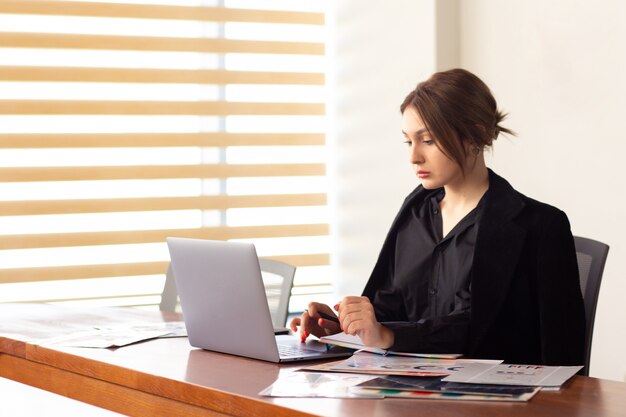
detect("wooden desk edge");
top-left (0, 339), bottom-right (317, 417)
top-left (0, 336), bottom-right (26, 357)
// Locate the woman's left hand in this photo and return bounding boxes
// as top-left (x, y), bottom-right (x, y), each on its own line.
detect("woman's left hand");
top-left (336, 296), bottom-right (394, 349)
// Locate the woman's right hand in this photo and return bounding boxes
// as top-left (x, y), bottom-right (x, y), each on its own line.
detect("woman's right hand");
top-left (289, 302), bottom-right (341, 342)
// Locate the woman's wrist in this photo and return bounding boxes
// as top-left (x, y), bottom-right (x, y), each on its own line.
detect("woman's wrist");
top-left (377, 324), bottom-right (395, 349)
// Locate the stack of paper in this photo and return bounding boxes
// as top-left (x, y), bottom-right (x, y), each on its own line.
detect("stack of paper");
top-left (292, 352), bottom-right (539, 401)
top-left (354, 363), bottom-right (581, 400)
top-left (351, 375), bottom-right (541, 402)
top-left (260, 334), bottom-right (582, 401)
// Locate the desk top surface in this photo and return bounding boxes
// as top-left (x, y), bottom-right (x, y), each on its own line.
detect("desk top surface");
top-left (1, 303), bottom-right (625, 417)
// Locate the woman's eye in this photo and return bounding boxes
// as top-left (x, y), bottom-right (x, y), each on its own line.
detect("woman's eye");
top-left (403, 140), bottom-right (412, 146)
top-left (422, 139), bottom-right (434, 145)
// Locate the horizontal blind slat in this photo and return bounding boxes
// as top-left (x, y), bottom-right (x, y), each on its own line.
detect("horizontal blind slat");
top-left (0, 262), bottom-right (169, 283)
top-left (0, 133), bottom-right (325, 148)
top-left (0, 100), bottom-right (325, 116)
top-left (0, 32), bottom-right (325, 55)
top-left (0, 254), bottom-right (330, 283)
top-left (21, 294), bottom-right (164, 304)
top-left (0, 66), bottom-right (325, 85)
top-left (0, 1), bottom-right (325, 25)
top-left (0, 163), bottom-right (325, 182)
top-left (0, 194), bottom-right (327, 215)
top-left (0, 224), bottom-right (330, 249)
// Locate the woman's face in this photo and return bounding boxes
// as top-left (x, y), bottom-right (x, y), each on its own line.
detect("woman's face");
top-left (401, 106), bottom-right (464, 190)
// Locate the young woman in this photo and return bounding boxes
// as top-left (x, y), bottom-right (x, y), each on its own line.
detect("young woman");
top-left (291, 68), bottom-right (585, 366)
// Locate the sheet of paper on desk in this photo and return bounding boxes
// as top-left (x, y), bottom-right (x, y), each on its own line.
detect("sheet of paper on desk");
top-left (442, 364), bottom-right (583, 388)
top-left (37, 321), bottom-right (187, 348)
top-left (118, 321), bottom-right (187, 338)
top-left (259, 370), bottom-right (381, 399)
top-left (319, 332), bottom-right (461, 359)
top-left (302, 351), bottom-right (501, 377)
top-left (350, 375), bottom-right (539, 398)
top-left (353, 387), bottom-right (540, 402)
top-left (352, 375), bottom-right (541, 402)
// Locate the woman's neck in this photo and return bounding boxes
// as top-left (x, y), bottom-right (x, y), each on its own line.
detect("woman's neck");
top-left (441, 158), bottom-right (490, 211)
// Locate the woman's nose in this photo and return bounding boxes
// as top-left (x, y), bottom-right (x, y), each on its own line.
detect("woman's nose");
top-left (410, 146), bottom-right (424, 165)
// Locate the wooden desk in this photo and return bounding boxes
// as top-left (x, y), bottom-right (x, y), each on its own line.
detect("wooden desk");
top-left (1, 303), bottom-right (625, 417)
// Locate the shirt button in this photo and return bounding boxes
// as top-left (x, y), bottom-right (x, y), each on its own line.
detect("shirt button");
top-left (433, 209), bottom-right (439, 215)
top-left (429, 289), bottom-right (437, 295)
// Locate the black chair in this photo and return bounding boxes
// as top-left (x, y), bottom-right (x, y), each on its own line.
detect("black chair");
top-left (160, 258), bottom-right (296, 328)
top-left (573, 236), bottom-right (609, 376)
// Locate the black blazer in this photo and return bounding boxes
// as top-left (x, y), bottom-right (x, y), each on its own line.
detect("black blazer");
top-left (362, 170), bottom-right (585, 365)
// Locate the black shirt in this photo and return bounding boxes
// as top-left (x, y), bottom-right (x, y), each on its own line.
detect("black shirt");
top-left (373, 188), bottom-right (486, 353)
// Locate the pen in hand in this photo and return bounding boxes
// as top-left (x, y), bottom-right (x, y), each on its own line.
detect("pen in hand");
top-left (300, 311), bottom-right (339, 343)
top-left (318, 312), bottom-right (340, 324)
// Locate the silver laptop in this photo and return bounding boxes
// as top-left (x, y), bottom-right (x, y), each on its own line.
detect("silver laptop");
top-left (166, 237), bottom-right (353, 363)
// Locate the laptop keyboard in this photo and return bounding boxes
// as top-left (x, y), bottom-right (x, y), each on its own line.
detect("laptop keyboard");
top-left (278, 343), bottom-right (319, 357)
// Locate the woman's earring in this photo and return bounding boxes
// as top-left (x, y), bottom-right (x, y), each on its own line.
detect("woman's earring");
top-left (472, 146), bottom-right (481, 156)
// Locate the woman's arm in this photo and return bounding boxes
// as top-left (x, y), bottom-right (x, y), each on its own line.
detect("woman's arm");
top-left (536, 210), bottom-right (586, 365)
top-left (382, 309), bottom-right (471, 353)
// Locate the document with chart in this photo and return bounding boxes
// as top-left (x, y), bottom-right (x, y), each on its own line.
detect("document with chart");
top-left (442, 364), bottom-right (583, 389)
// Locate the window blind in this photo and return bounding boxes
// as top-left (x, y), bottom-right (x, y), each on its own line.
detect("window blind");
top-left (0, 0), bottom-right (331, 311)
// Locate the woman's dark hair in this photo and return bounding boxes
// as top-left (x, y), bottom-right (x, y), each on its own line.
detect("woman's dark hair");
top-left (400, 68), bottom-right (514, 170)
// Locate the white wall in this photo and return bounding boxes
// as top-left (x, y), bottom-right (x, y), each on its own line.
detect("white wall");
top-left (330, 0), bottom-right (626, 381)
top-left (459, 0), bottom-right (626, 382)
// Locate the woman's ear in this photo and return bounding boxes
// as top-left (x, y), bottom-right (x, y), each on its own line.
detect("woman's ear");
top-left (462, 139), bottom-right (481, 155)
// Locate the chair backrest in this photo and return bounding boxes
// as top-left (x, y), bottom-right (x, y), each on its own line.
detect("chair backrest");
top-left (258, 258), bottom-right (296, 328)
top-left (573, 236), bottom-right (609, 376)
top-left (159, 258), bottom-right (296, 328)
